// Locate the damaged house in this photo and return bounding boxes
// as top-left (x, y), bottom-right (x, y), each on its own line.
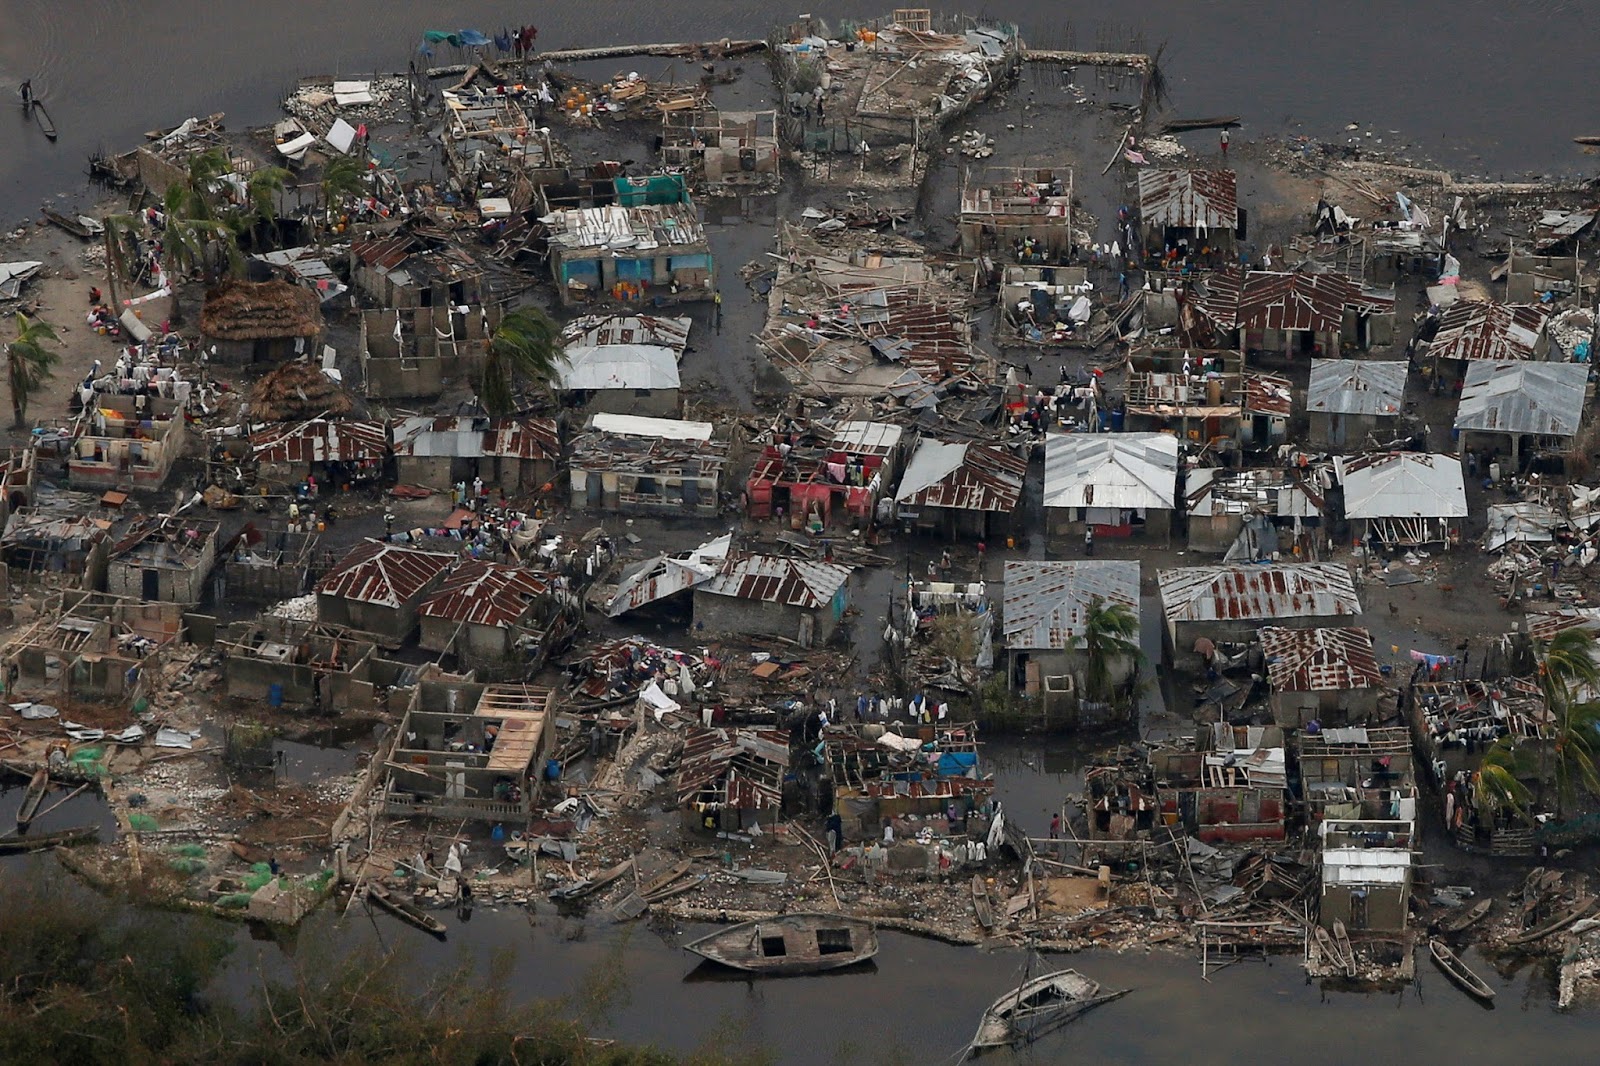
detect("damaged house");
top-left (417, 560), bottom-right (578, 669)
top-left (351, 233), bottom-right (485, 308)
top-left (390, 415), bottom-right (560, 494)
top-left (1042, 432), bottom-right (1180, 544)
top-left (694, 553), bottom-right (853, 647)
top-left (959, 166), bottom-right (1073, 258)
top-left (745, 419), bottom-right (905, 528)
top-left (568, 414), bottom-right (727, 517)
top-left (1306, 359), bottom-right (1408, 449)
top-left (894, 439), bottom-right (1026, 540)
top-left (1334, 452), bottom-right (1467, 547)
top-left (542, 173), bottom-right (714, 305)
top-left (1158, 562), bottom-right (1362, 666)
top-left (1425, 301), bottom-right (1552, 367)
top-left (1185, 466), bottom-right (1324, 558)
top-left (1297, 726), bottom-right (1415, 829)
top-left (1, 506), bottom-right (112, 583)
top-left (823, 720), bottom-right (991, 840)
top-left (383, 681), bottom-right (556, 822)
top-left (359, 304), bottom-right (499, 400)
top-left (676, 726), bottom-right (790, 833)
top-left (68, 395), bottom-right (186, 491)
top-left (219, 521), bottom-right (318, 603)
top-left (1001, 560), bottom-right (1140, 727)
top-left (250, 418), bottom-right (390, 489)
top-left (1121, 347), bottom-right (1242, 443)
top-left (106, 516), bottom-right (219, 605)
top-left (555, 314), bottom-right (691, 417)
top-left (5, 590), bottom-right (182, 703)
top-left (1259, 626), bottom-right (1385, 728)
top-left (199, 278), bottom-right (323, 366)
top-left (1240, 370), bottom-right (1294, 449)
top-left (315, 540), bottom-right (456, 645)
top-left (660, 108), bottom-right (780, 194)
top-left (1150, 723), bottom-right (1288, 844)
top-left (1453, 360), bottom-right (1590, 467)
top-left (607, 534), bottom-right (730, 619)
top-left (1136, 168), bottom-right (1239, 258)
top-left (1316, 815), bottom-right (1414, 935)
top-left (220, 618), bottom-right (383, 713)
top-left (1192, 267), bottom-right (1395, 356)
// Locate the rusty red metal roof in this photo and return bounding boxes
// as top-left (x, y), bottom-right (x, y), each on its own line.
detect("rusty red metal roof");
top-left (316, 540), bottom-right (455, 607)
top-left (1260, 626), bottom-right (1383, 692)
top-left (351, 233), bottom-right (414, 270)
top-left (1137, 168), bottom-right (1238, 231)
top-left (1159, 563), bottom-right (1361, 625)
top-left (698, 553), bottom-right (852, 610)
top-left (1242, 371), bottom-right (1294, 417)
top-left (1428, 301), bottom-right (1551, 362)
top-left (251, 419), bottom-right (389, 465)
top-left (418, 560), bottom-right (550, 627)
top-left (895, 440), bottom-right (1026, 513)
top-left (484, 417), bottom-right (560, 461)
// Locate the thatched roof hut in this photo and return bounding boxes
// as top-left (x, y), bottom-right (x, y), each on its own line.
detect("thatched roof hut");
top-left (200, 279), bottom-right (322, 364)
top-left (249, 360), bottom-right (354, 422)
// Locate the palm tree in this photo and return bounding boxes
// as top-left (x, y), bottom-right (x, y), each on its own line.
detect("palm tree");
top-left (480, 307), bottom-right (563, 416)
top-left (1535, 626), bottom-right (1600, 817)
top-left (1079, 595), bottom-right (1142, 706)
top-left (6, 313), bottom-right (60, 429)
top-left (240, 165), bottom-right (292, 249)
top-left (1552, 701), bottom-right (1600, 820)
top-left (1474, 737), bottom-right (1532, 826)
top-left (318, 154), bottom-right (367, 233)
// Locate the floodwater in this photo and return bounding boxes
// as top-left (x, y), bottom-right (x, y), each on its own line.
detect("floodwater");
top-left (3, 0), bottom-right (1600, 1056)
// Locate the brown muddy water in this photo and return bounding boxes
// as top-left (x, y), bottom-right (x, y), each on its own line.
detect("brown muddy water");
top-left (3, 0), bottom-right (1600, 1057)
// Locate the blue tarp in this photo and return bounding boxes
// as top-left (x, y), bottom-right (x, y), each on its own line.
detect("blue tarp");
top-left (937, 752), bottom-right (978, 777)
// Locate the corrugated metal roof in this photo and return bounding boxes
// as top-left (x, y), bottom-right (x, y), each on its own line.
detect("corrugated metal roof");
top-left (1001, 560), bottom-right (1139, 651)
top-left (1306, 360), bottom-right (1407, 416)
top-left (316, 540), bottom-right (455, 608)
top-left (1429, 301), bottom-right (1550, 362)
top-left (557, 343), bottom-right (680, 391)
top-left (1322, 846), bottom-right (1411, 885)
top-left (588, 413), bottom-right (712, 441)
top-left (1042, 432), bottom-right (1179, 512)
top-left (1260, 626), bottom-right (1382, 692)
top-left (1234, 270), bottom-right (1390, 334)
top-left (562, 314), bottom-right (691, 354)
top-left (1525, 609), bottom-right (1600, 643)
top-left (1454, 360), bottom-right (1589, 437)
top-left (697, 553), bottom-right (852, 610)
top-left (1187, 468), bottom-right (1324, 518)
top-left (485, 417), bottom-right (559, 461)
top-left (1136, 169), bottom-right (1238, 231)
top-left (1242, 371), bottom-right (1294, 417)
top-left (1159, 563), bottom-right (1361, 624)
top-left (417, 560), bottom-right (549, 627)
top-left (545, 202), bottom-right (705, 251)
top-left (251, 419), bottom-right (389, 464)
top-left (391, 415), bottom-right (487, 459)
top-left (1334, 453), bottom-right (1467, 520)
top-left (895, 440), bottom-right (1026, 513)
top-left (832, 420), bottom-right (903, 456)
top-left (609, 534), bottom-right (731, 616)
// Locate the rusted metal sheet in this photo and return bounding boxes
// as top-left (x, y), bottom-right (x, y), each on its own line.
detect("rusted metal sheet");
top-left (1260, 625), bottom-right (1382, 693)
top-left (1001, 560), bottom-right (1139, 651)
top-left (1429, 301), bottom-right (1550, 362)
top-left (251, 419), bottom-right (389, 465)
top-left (895, 440), bottom-right (1026, 513)
top-left (1159, 563), bottom-right (1361, 624)
top-left (1235, 270), bottom-right (1388, 334)
top-left (698, 553), bottom-right (852, 610)
top-left (316, 540), bottom-right (455, 608)
top-left (1242, 370), bottom-right (1294, 417)
top-left (1136, 168), bottom-right (1238, 231)
top-left (417, 560), bottom-right (550, 628)
top-left (485, 417), bottom-right (560, 461)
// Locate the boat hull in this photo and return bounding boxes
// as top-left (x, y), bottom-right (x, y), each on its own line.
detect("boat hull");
top-left (684, 913), bottom-right (879, 976)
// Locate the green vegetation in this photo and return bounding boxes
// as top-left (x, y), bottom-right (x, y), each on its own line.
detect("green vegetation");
top-left (1535, 627), bottom-right (1600, 819)
top-left (480, 306), bottom-right (564, 415)
top-left (6, 312), bottom-right (60, 429)
top-left (1079, 595), bottom-right (1142, 705)
top-left (0, 868), bottom-right (768, 1065)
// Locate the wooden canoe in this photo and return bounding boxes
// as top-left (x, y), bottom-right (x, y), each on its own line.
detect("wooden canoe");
top-left (1574, 136), bottom-right (1600, 147)
top-left (969, 969), bottom-right (1126, 1050)
top-left (0, 824), bottom-right (99, 852)
top-left (42, 208), bottom-right (103, 240)
top-left (550, 858), bottom-right (634, 901)
top-left (1507, 895), bottom-right (1596, 945)
top-left (366, 883), bottom-right (447, 939)
top-left (684, 913), bottom-right (878, 975)
top-left (32, 102), bottom-right (57, 141)
top-left (973, 875), bottom-right (996, 931)
top-left (1429, 940), bottom-right (1495, 1004)
top-left (1439, 898), bottom-right (1492, 934)
top-left (16, 769), bottom-right (49, 830)
top-left (637, 859), bottom-right (695, 898)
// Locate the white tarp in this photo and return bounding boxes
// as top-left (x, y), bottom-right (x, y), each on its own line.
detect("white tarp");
top-left (326, 118), bottom-right (358, 155)
top-left (876, 732), bottom-right (922, 753)
top-left (276, 131), bottom-right (317, 161)
top-left (638, 680), bottom-right (680, 722)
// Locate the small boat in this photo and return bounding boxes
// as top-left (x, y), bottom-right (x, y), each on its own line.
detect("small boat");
top-left (1507, 895), bottom-right (1597, 945)
top-left (1439, 898), bottom-right (1493, 934)
top-left (16, 769), bottom-right (49, 831)
top-left (968, 968), bottom-right (1127, 1052)
top-left (637, 858), bottom-right (695, 898)
top-left (0, 824), bottom-right (99, 852)
top-left (972, 875), bottom-right (995, 931)
top-left (32, 102), bottom-right (57, 141)
top-left (365, 882), bottom-right (447, 939)
top-left (41, 208), bottom-right (103, 240)
top-left (1429, 940), bottom-right (1495, 1004)
top-left (550, 858), bottom-right (633, 901)
top-left (683, 913), bottom-right (879, 976)
top-left (1575, 136), bottom-right (1600, 147)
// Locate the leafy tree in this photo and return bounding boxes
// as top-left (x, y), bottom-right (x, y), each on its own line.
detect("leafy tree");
top-left (241, 165), bottom-right (292, 248)
top-left (480, 306), bottom-right (563, 415)
top-left (319, 153), bottom-right (368, 233)
top-left (6, 313), bottom-right (60, 429)
top-left (1535, 626), bottom-right (1600, 818)
top-left (1474, 736), bottom-right (1532, 824)
top-left (1079, 595), bottom-right (1141, 704)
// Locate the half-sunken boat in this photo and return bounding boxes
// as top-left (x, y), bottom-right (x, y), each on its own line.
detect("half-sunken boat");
top-left (683, 913), bottom-right (878, 975)
top-left (968, 968), bottom-right (1127, 1053)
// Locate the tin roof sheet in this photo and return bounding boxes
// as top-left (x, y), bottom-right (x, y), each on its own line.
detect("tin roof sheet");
top-left (251, 419), bottom-right (389, 464)
top-left (557, 343), bottom-right (681, 391)
top-left (1042, 432), bottom-right (1179, 512)
top-left (316, 540), bottom-right (455, 608)
top-left (1260, 626), bottom-right (1382, 692)
top-left (1334, 452), bottom-right (1467, 520)
top-left (894, 440), bottom-right (1026, 513)
top-left (697, 553), bottom-right (852, 610)
top-left (562, 314), bottom-right (692, 354)
top-left (417, 560), bottom-right (549, 628)
top-left (1001, 560), bottom-right (1140, 651)
top-left (1234, 270), bottom-right (1390, 334)
top-left (1159, 563), bottom-right (1361, 624)
top-left (1454, 360), bottom-right (1589, 438)
top-left (1429, 301), bottom-right (1550, 362)
top-left (1242, 371), bottom-right (1294, 417)
top-left (588, 413), bottom-right (712, 441)
top-left (1136, 168), bottom-right (1238, 231)
top-left (1306, 360), bottom-right (1408, 416)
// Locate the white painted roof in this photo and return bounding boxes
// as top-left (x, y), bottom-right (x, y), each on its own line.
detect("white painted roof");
top-left (558, 343), bottom-right (681, 391)
top-left (588, 413), bottom-right (712, 441)
top-left (1334, 452), bottom-right (1467, 520)
top-left (1043, 432), bottom-right (1180, 512)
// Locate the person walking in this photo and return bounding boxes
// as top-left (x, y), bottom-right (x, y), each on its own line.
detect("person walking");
top-left (713, 289), bottom-right (723, 333)
top-left (1220, 127), bottom-right (1230, 157)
